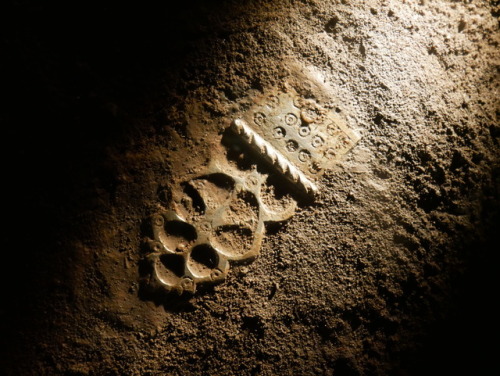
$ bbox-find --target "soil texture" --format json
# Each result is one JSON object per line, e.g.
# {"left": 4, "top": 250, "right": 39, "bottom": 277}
{"left": 2, "top": 0, "right": 500, "bottom": 375}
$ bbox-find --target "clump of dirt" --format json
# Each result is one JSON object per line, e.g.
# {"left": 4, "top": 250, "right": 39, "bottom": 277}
{"left": 2, "top": 0, "right": 500, "bottom": 375}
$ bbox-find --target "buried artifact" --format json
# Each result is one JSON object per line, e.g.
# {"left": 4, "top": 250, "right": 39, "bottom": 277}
{"left": 142, "top": 90, "right": 361, "bottom": 295}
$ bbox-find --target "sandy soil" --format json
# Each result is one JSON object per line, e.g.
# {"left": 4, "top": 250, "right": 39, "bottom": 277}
{"left": 2, "top": 0, "right": 500, "bottom": 375}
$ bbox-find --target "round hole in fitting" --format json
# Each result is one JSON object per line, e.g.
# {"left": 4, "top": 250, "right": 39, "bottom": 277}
{"left": 188, "top": 244, "right": 219, "bottom": 277}
{"left": 212, "top": 225, "right": 255, "bottom": 258}
{"left": 155, "top": 254, "right": 185, "bottom": 285}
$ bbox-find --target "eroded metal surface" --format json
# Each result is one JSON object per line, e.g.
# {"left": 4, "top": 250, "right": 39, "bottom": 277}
{"left": 142, "top": 89, "right": 360, "bottom": 295}
{"left": 231, "top": 119, "right": 319, "bottom": 195}
{"left": 235, "top": 91, "right": 360, "bottom": 194}
{"left": 144, "top": 158, "right": 296, "bottom": 294}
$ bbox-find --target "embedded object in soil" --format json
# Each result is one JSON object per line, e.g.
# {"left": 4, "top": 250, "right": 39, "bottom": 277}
{"left": 143, "top": 157, "right": 297, "bottom": 294}
{"left": 235, "top": 90, "right": 360, "bottom": 194}
{"left": 144, "top": 89, "right": 360, "bottom": 295}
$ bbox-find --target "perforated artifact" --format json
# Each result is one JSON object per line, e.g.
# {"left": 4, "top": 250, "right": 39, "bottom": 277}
{"left": 232, "top": 91, "right": 360, "bottom": 195}
{"left": 142, "top": 89, "right": 360, "bottom": 295}
{"left": 144, "top": 158, "right": 296, "bottom": 294}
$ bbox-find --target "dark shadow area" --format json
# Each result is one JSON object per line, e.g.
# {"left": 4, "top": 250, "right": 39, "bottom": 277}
{"left": 402, "top": 206, "right": 500, "bottom": 376}
{"left": 159, "top": 254, "right": 186, "bottom": 278}
{"left": 398, "top": 242, "right": 500, "bottom": 375}
{"left": 164, "top": 220, "right": 198, "bottom": 242}
{"left": 1, "top": 0, "right": 236, "bottom": 371}
{"left": 204, "top": 173, "right": 236, "bottom": 191}
{"left": 182, "top": 183, "right": 207, "bottom": 215}
{"left": 190, "top": 244, "right": 219, "bottom": 270}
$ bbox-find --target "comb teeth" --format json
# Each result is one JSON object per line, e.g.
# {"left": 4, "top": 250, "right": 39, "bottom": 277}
{"left": 231, "top": 119, "right": 318, "bottom": 195}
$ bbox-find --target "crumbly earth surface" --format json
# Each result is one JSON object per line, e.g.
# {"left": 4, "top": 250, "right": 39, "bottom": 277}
{"left": 2, "top": 0, "right": 499, "bottom": 375}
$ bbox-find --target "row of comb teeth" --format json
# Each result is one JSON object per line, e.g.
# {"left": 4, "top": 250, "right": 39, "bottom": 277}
{"left": 231, "top": 119, "right": 318, "bottom": 195}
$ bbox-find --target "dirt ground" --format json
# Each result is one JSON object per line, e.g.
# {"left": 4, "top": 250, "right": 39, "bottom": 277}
{"left": 2, "top": 0, "right": 500, "bottom": 375}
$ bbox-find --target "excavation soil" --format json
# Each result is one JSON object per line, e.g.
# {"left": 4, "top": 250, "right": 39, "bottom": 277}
{"left": 2, "top": 0, "right": 500, "bottom": 375}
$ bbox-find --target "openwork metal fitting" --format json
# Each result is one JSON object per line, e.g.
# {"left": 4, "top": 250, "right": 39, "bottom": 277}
{"left": 143, "top": 159, "right": 296, "bottom": 295}
{"left": 142, "top": 89, "right": 360, "bottom": 295}
{"left": 232, "top": 91, "right": 360, "bottom": 196}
